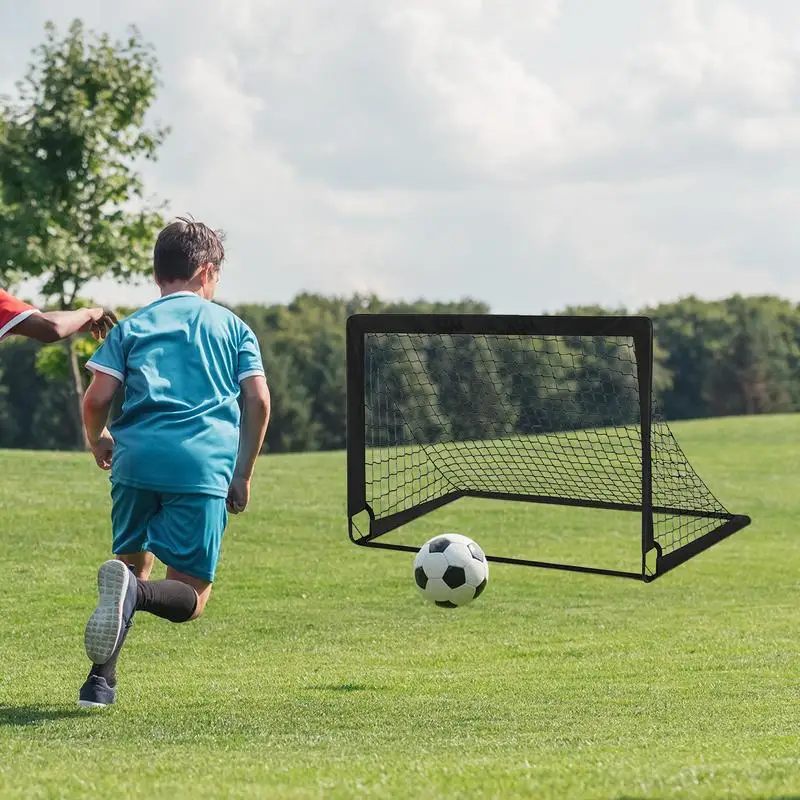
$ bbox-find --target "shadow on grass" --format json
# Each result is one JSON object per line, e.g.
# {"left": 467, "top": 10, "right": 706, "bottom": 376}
{"left": 0, "top": 705, "right": 92, "bottom": 727}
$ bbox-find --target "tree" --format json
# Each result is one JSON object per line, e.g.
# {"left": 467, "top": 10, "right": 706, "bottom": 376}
{"left": 0, "top": 365, "right": 18, "bottom": 445}
{"left": 706, "top": 296, "right": 800, "bottom": 416}
{"left": 648, "top": 296, "right": 730, "bottom": 420}
{"left": 0, "top": 337, "right": 72, "bottom": 450}
{"left": 648, "top": 295, "right": 800, "bottom": 420}
{"left": 0, "top": 19, "right": 168, "bottom": 447}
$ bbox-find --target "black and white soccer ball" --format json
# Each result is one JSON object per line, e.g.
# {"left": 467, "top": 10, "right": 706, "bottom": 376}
{"left": 413, "top": 533, "right": 489, "bottom": 608}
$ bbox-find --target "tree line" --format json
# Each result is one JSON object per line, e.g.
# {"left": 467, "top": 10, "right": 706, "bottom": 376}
{"left": 0, "top": 291, "right": 797, "bottom": 453}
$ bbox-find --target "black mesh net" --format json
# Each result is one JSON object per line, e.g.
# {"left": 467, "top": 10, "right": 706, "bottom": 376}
{"left": 363, "top": 332, "right": 733, "bottom": 563}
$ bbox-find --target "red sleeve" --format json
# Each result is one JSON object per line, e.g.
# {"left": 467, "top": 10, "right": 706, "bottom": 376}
{"left": 0, "top": 289, "right": 39, "bottom": 340}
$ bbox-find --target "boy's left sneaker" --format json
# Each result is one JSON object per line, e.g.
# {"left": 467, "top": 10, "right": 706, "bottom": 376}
{"left": 84, "top": 559, "right": 137, "bottom": 665}
{"left": 77, "top": 675, "right": 116, "bottom": 708}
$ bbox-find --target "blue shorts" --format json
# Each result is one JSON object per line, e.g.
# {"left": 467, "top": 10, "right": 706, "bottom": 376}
{"left": 111, "top": 483, "right": 228, "bottom": 582}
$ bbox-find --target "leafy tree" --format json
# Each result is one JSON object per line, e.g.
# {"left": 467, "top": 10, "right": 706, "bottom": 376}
{"left": 0, "top": 19, "right": 168, "bottom": 447}
{"left": 0, "top": 337, "right": 72, "bottom": 450}
{"left": 647, "top": 297, "right": 730, "bottom": 420}
{"left": 0, "top": 365, "right": 17, "bottom": 445}
{"left": 706, "top": 296, "right": 800, "bottom": 416}
{"left": 649, "top": 295, "right": 800, "bottom": 419}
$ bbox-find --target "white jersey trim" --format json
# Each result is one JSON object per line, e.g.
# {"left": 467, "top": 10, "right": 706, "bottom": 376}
{"left": 86, "top": 361, "right": 125, "bottom": 383}
{"left": 238, "top": 369, "right": 266, "bottom": 383}
{"left": 0, "top": 309, "right": 40, "bottom": 340}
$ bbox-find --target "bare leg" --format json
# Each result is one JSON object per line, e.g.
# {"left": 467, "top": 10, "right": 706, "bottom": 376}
{"left": 116, "top": 551, "right": 155, "bottom": 580}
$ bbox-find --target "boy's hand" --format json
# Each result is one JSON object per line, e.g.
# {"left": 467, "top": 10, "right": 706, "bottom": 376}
{"left": 227, "top": 476, "right": 250, "bottom": 514}
{"left": 90, "top": 430, "right": 115, "bottom": 470}
{"left": 80, "top": 308, "right": 118, "bottom": 340}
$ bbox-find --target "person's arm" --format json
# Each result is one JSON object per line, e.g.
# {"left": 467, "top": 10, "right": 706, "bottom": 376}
{"left": 227, "top": 375, "right": 270, "bottom": 514}
{"left": 82, "top": 323, "right": 125, "bottom": 466}
{"left": 83, "top": 371, "right": 122, "bottom": 469}
{"left": 15, "top": 308, "right": 118, "bottom": 342}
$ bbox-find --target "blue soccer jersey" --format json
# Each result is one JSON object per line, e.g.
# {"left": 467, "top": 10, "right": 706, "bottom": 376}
{"left": 86, "top": 292, "right": 265, "bottom": 498}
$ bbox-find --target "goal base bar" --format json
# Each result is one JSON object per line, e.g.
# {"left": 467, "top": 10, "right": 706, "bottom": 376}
{"left": 653, "top": 513, "right": 751, "bottom": 579}
{"left": 348, "top": 500, "right": 752, "bottom": 582}
{"left": 349, "top": 535, "right": 644, "bottom": 581}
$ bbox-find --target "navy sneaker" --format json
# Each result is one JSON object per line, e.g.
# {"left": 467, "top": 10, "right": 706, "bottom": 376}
{"left": 77, "top": 675, "right": 116, "bottom": 708}
{"left": 84, "top": 559, "right": 137, "bottom": 665}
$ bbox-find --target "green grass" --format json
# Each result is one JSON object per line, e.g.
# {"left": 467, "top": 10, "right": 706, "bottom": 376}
{"left": 0, "top": 414, "right": 798, "bottom": 798}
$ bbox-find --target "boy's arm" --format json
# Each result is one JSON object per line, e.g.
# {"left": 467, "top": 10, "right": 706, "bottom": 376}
{"left": 228, "top": 375, "right": 271, "bottom": 514}
{"left": 15, "top": 308, "right": 118, "bottom": 342}
{"left": 83, "top": 372, "right": 121, "bottom": 469}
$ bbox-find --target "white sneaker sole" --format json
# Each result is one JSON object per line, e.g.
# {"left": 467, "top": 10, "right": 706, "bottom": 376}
{"left": 76, "top": 699, "right": 111, "bottom": 709}
{"left": 84, "top": 559, "right": 130, "bottom": 665}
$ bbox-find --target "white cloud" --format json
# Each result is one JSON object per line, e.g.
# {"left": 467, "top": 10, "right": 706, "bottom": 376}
{"left": 618, "top": 0, "right": 800, "bottom": 155}
{"left": 388, "top": 6, "right": 572, "bottom": 177}
{"left": 179, "top": 55, "right": 263, "bottom": 144}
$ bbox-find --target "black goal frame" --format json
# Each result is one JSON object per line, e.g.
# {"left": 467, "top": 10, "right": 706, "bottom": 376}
{"left": 346, "top": 313, "right": 751, "bottom": 582}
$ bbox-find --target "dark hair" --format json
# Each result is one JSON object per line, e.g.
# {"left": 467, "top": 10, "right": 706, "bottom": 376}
{"left": 153, "top": 215, "right": 226, "bottom": 282}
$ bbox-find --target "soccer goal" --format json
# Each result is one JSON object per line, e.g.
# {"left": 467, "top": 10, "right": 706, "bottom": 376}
{"left": 346, "top": 314, "right": 751, "bottom": 582}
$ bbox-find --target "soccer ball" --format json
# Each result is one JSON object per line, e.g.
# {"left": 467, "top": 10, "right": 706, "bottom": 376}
{"left": 413, "top": 533, "right": 489, "bottom": 608}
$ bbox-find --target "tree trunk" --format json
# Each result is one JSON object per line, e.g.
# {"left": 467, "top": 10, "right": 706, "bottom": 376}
{"left": 65, "top": 336, "right": 89, "bottom": 450}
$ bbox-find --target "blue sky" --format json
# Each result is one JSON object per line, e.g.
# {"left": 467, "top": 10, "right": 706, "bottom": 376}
{"left": 3, "top": 0, "right": 800, "bottom": 312}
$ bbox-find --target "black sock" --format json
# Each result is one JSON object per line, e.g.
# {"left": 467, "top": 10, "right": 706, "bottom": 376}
{"left": 135, "top": 579, "right": 198, "bottom": 623}
{"left": 89, "top": 620, "right": 132, "bottom": 688}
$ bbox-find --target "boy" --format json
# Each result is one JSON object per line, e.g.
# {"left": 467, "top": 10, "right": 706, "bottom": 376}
{"left": 0, "top": 289, "right": 117, "bottom": 342}
{"left": 77, "top": 217, "right": 270, "bottom": 708}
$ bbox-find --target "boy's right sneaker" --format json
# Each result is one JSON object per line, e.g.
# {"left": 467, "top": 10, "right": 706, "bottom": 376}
{"left": 84, "top": 559, "right": 137, "bottom": 665}
{"left": 77, "top": 675, "right": 117, "bottom": 708}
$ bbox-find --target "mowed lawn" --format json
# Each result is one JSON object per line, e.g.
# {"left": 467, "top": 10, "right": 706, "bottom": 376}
{"left": 0, "top": 415, "right": 798, "bottom": 798}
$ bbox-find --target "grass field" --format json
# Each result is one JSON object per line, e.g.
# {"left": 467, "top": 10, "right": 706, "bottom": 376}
{"left": 0, "top": 414, "right": 798, "bottom": 798}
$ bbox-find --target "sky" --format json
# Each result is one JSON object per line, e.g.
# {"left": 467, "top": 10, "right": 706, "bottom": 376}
{"left": 2, "top": 0, "right": 800, "bottom": 313}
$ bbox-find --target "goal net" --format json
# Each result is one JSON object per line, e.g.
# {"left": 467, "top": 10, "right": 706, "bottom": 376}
{"left": 346, "top": 314, "right": 751, "bottom": 581}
